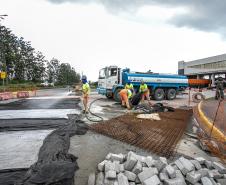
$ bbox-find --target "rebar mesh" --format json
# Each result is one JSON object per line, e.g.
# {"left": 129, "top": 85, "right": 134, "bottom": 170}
{"left": 90, "top": 109, "right": 192, "bottom": 158}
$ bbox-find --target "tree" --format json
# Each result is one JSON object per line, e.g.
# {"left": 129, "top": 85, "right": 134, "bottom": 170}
{"left": 46, "top": 58, "right": 60, "bottom": 83}
{"left": 57, "top": 63, "right": 80, "bottom": 85}
{"left": 1, "top": 22, "right": 80, "bottom": 85}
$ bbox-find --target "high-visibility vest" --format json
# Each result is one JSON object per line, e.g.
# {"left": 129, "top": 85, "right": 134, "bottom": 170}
{"left": 82, "top": 83, "right": 90, "bottom": 94}
{"left": 127, "top": 89, "right": 132, "bottom": 99}
{"left": 125, "top": 83, "right": 133, "bottom": 90}
{"left": 139, "top": 84, "right": 148, "bottom": 92}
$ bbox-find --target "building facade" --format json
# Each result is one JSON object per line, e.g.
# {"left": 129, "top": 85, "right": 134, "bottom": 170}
{"left": 178, "top": 53, "right": 226, "bottom": 85}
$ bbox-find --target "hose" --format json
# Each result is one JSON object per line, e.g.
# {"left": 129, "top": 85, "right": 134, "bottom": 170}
{"left": 84, "top": 98, "right": 174, "bottom": 122}
{"left": 84, "top": 98, "right": 105, "bottom": 122}
{"left": 192, "top": 92, "right": 205, "bottom": 103}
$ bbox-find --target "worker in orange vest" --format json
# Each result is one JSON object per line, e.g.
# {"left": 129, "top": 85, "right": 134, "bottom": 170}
{"left": 119, "top": 89, "right": 132, "bottom": 109}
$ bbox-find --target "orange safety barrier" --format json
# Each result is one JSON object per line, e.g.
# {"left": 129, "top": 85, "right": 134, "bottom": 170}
{"left": 17, "top": 91, "right": 29, "bottom": 98}
{"left": 0, "top": 92, "right": 13, "bottom": 101}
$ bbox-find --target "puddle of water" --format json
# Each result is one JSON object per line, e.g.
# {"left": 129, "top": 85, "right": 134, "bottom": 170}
{"left": 0, "top": 130, "right": 53, "bottom": 170}
{"left": 0, "top": 109, "right": 80, "bottom": 119}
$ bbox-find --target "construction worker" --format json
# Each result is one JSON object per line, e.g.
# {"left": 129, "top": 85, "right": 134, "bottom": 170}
{"left": 119, "top": 88, "right": 132, "bottom": 109}
{"left": 125, "top": 80, "right": 134, "bottom": 94}
{"left": 139, "top": 80, "right": 150, "bottom": 103}
{"left": 81, "top": 75, "right": 90, "bottom": 113}
{"left": 215, "top": 77, "right": 225, "bottom": 100}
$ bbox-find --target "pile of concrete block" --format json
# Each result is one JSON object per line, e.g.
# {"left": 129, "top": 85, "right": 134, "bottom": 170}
{"left": 88, "top": 151, "right": 226, "bottom": 185}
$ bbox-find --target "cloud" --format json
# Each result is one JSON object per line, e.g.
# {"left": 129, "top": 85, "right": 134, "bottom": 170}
{"left": 46, "top": 0, "right": 226, "bottom": 36}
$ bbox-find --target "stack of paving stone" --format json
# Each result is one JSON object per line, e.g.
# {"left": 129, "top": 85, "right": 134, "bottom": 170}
{"left": 88, "top": 151, "right": 226, "bottom": 185}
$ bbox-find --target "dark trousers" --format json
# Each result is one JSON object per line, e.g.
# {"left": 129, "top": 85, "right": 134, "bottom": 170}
{"left": 215, "top": 89, "right": 224, "bottom": 100}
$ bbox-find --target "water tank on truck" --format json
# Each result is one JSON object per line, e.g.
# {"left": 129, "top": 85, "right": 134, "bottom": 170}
{"left": 97, "top": 66, "right": 188, "bottom": 101}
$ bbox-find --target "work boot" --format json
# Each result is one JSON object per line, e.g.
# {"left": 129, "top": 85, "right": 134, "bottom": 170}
{"left": 82, "top": 110, "right": 89, "bottom": 114}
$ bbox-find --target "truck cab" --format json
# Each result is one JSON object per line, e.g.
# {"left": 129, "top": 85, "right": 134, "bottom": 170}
{"left": 97, "top": 66, "right": 121, "bottom": 99}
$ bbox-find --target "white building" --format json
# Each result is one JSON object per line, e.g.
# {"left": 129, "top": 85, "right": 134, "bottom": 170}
{"left": 178, "top": 53, "right": 226, "bottom": 85}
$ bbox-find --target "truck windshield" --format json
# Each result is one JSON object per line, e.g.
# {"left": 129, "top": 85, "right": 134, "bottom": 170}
{"left": 99, "top": 68, "right": 106, "bottom": 79}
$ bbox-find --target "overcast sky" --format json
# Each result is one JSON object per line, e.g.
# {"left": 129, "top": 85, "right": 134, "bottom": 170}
{"left": 1, "top": 0, "right": 226, "bottom": 80}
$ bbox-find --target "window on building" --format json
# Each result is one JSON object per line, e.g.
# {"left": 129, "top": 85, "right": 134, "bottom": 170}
{"left": 188, "top": 60, "right": 226, "bottom": 69}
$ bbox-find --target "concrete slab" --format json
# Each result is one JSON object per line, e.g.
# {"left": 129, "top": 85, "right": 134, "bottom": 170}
{"left": 69, "top": 131, "right": 153, "bottom": 185}
{"left": 176, "top": 137, "right": 221, "bottom": 163}
{"left": 0, "top": 130, "right": 52, "bottom": 170}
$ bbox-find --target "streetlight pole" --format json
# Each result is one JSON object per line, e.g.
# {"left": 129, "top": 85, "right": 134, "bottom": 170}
{"left": 0, "top": 14, "right": 8, "bottom": 91}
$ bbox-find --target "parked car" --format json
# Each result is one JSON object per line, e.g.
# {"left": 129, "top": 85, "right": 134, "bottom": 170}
{"left": 40, "top": 82, "right": 54, "bottom": 87}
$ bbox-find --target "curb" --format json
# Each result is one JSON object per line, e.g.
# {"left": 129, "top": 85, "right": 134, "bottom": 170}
{"left": 197, "top": 101, "right": 226, "bottom": 142}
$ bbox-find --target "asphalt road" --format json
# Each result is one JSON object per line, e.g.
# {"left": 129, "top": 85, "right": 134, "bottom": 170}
{"left": 0, "top": 88, "right": 81, "bottom": 131}
{"left": 0, "top": 88, "right": 81, "bottom": 173}
{"left": 200, "top": 99, "right": 225, "bottom": 134}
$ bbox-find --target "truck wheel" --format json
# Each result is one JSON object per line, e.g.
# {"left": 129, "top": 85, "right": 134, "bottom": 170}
{"left": 106, "top": 93, "right": 113, "bottom": 99}
{"left": 106, "top": 94, "right": 113, "bottom": 99}
{"left": 166, "top": 89, "right": 177, "bottom": 100}
{"left": 154, "top": 88, "right": 165, "bottom": 101}
{"left": 113, "top": 88, "right": 122, "bottom": 102}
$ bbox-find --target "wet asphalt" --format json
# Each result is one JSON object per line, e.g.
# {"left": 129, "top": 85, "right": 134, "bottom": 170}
{"left": 0, "top": 88, "right": 84, "bottom": 185}
{"left": 0, "top": 88, "right": 82, "bottom": 172}
{"left": 0, "top": 88, "right": 81, "bottom": 131}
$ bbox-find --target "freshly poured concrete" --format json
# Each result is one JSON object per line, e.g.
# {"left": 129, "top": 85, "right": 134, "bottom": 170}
{"left": 0, "top": 130, "right": 53, "bottom": 170}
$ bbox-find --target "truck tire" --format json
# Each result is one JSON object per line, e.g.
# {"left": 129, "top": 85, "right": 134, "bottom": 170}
{"left": 113, "top": 88, "right": 122, "bottom": 102}
{"left": 106, "top": 94, "right": 113, "bottom": 99}
{"left": 166, "top": 88, "right": 177, "bottom": 100}
{"left": 192, "top": 92, "right": 205, "bottom": 103}
{"left": 106, "top": 92, "right": 113, "bottom": 99}
{"left": 154, "top": 88, "right": 165, "bottom": 101}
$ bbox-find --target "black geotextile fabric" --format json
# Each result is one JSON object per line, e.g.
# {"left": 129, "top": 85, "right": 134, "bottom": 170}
{"left": 0, "top": 119, "right": 88, "bottom": 185}
{"left": 17, "top": 119, "right": 88, "bottom": 185}
{"left": 0, "top": 169, "right": 28, "bottom": 185}
{"left": 0, "top": 119, "right": 70, "bottom": 132}
{"left": 134, "top": 103, "right": 175, "bottom": 113}
{"left": 131, "top": 92, "right": 142, "bottom": 106}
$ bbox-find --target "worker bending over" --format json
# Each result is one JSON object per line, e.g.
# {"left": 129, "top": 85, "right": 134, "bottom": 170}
{"left": 139, "top": 80, "right": 150, "bottom": 103}
{"left": 81, "top": 75, "right": 90, "bottom": 113}
{"left": 119, "top": 89, "right": 132, "bottom": 109}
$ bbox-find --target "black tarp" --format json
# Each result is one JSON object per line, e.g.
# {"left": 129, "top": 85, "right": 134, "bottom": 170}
{"left": 0, "top": 117, "right": 88, "bottom": 185}
{"left": 17, "top": 119, "right": 88, "bottom": 185}
{"left": 0, "top": 119, "right": 70, "bottom": 132}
